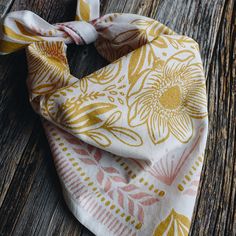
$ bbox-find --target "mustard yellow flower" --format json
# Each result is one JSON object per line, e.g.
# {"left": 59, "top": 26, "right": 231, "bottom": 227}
{"left": 127, "top": 50, "right": 207, "bottom": 144}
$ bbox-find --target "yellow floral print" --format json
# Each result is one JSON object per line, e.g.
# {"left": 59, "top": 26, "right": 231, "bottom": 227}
{"left": 26, "top": 41, "right": 73, "bottom": 98}
{"left": 0, "top": 2, "right": 209, "bottom": 236}
{"left": 127, "top": 50, "right": 207, "bottom": 144}
{"left": 76, "top": 0, "right": 90, "bottom": 21}
{"left": 153, "top": 209, "right": 191, "bottom": 236}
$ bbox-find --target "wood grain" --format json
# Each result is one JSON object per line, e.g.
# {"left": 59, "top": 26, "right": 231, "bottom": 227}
{"left": 0, "top": 0, "right": 14, "bottom": 17}
{"left": 0, "top": 0, "right": 235, "bottom": 235}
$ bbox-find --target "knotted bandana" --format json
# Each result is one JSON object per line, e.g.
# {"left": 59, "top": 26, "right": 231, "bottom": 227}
{"left": 0, "top": 0, "right": 208, "bottom": 235}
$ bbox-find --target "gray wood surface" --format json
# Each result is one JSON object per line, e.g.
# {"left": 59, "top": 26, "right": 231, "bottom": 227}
{"left": 0, "top": 0, "right": 14, "bottom": 17}
{"left": 0, "top": 0, "right": 235, "bottom": 235}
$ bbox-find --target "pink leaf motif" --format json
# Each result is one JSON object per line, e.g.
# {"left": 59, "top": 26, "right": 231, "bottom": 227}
{"left": 118, "top": 190, "right": 124, "bottom": 208}
{"left": 121, "top": 184, "right": 138, "bottom": 192}
{"left": 94, "top": 149, "right": 102, "bottom": 162}
{"left": 111, "top": 176, "right": 127, "bottom": 183}
{"left": 87, "top": 144, "right": 95, "bottom": 153}
{"left": 66, "top": 137, "right": 82, "bottom": 145}
{"left": 138, "top": 205, "right": 144, "bottom": 223}
{"left": 74, "top": 148, "right": 89, "bottom": 155}
{"left": 128, "top": 198, "right": 134, "bottom": 216}
{"left": 97, "top": 170, "right": 104, "bottom": 184}
{"left": 103, "top": 167, "right": 119, "bottom": 174}
{"left": 129, "top": 192, "right": 150, "bottom": 199}
{"left": 104, "top": 179, "right": 112, "bottom": 192}
{"left": 140, "top": 198, "right": 159, "bottom": 206}
{"left": 108, "top": 190, "right": 114, "bottom": 199}
{"left": 80, "top": 158, "right": 96, "bottom": 165}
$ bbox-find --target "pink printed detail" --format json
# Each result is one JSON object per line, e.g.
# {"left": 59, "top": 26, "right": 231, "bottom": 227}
{"left": 43, "top": 121, "right": 137, "bottom": 236}
{"left": 57, "top": 125, "right": 160, "bottom": 224}
{"left": 132, "top": 127, "right": 204, "bottom": 185}
{"left": 56, "top": 24, "right": 83, "bottom": 44}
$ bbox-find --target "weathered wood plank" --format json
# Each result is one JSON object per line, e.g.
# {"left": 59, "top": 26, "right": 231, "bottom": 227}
{"left": 0, "top": 1, "right": 82, "bottom": 235}
{"left": 0, "top": 0, "right": 235, "bottom": 236}
{"left": 0, "top": 0, "right": 14, "bottom": 17}
{"left": 0, "top": 51, "right": 32, "bottom": 207}
{"left": 0, "top": 0, "right": 74, "bottom": 211}
{"left": 190, "top": 0, "right": 236, "bottom": 235}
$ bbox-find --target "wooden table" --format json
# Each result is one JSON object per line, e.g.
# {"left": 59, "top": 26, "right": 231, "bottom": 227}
{"left": 0, "top": 0, "right": 235, "bottom": 235}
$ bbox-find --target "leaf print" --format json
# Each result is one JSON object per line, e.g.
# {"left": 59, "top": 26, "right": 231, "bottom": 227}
{"left": 87, "top": 144, "right": 95, "bottom": 153}
{"left": 104, "top": 179, "right": 112, "bottom": 192}
{"left": 153, "top": 209, "right": 190, "bottom": 236}
{"left": 121, "top": 184, "right": 138, "bottom": 192}
{"left": 84, "top": 130, "right": 111, "bottom": 147}
{"left": 95, "top": 15, "right": 175, "bottom": 62}
{"left": 79, "top": 78, "right": 88, "bottom": 93}
{"left": 128, "top": 45, "right": 147, "bottom": 85}
{"left": 165, "top": 35, "right": 196, "bottom": 49}
{"left": 74, "top": 148, "right": 89, "bottom": 155}
{"left": 31, "top": 83, "right": 58, "bottom": 95}
{"left": 104, "top": 111, "right": 121, "bottom": 126}
{"left": 128, "top": 198, "right": 134, "bottom": 215}
{"left": 111, "top": 176, "right": 127, "bottom": 183}
{"left": 148, "top": 22, "right": 170, "bottom": 38}
{"left": 103, "top": 167, "right": 119, "bottom": 174}
{"left": 107, "top": 126, "right": 143, "bottom": 147}
{"left": 108, "top": 190, "right": 114, "bottom": 199}
{"left": 151, "top": 37, "right": 168, "bottom": 48}
{"left": 97, "top": 169, "right": 104, "bottom": 185}
{"left": 56, "top": 103, "right": 161, "bottom": 226}
{"left": 94, "top": 149, "right": 102, "bottom": 162}
{"left": 26, "top": 42, "right": 73, "bottom": 100}
{"left": 129, "top": 192, "right": 150, "bottom": 199}
{"left": 86, "top": 60, "right": 122, "bottom": 85}
{"left": 112, "top": 29, "right": 144, "bottom": 44}
{"left": 60, "top": 102, "right": 117, "bottom": 131}
{"left": 131, "top": 19, "right": 154, "bottom": 27}
{"left": 118, "top": 189, "right": 124, "bottom": 208}
{"left": 140, "top": 198, "right": 159, "bottom": 206}
{"left": 97, "top": 112, "right": 144, "bottom": 147}
{"left": 63, "top": 125, "right": 160, "bottom": 223}
{"left": 62, "top": 134, "right": 83, "bottom": 145}
{"left": 138, "top": 205, "right": 144, "bottom": 222}
{"left": 80, "top": 158, "right": 96, "bottom": 165}
{"left": 96, "top": 37, "right": 134, "bottom": 62}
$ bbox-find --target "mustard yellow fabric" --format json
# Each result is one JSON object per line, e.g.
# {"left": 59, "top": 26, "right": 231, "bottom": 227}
{"left": 0, "top": 1, "right": 208, "bottom": 235}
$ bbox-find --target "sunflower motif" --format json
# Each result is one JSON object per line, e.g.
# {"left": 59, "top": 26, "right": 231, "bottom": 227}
{"left": 26, "top": 41, "right": 77, "bottom": 107}
{"left": 36, "top": 41, "right": 69, "bottom": 70}
{"left": 127, "top": 50, "right": 207, "bottom": 144}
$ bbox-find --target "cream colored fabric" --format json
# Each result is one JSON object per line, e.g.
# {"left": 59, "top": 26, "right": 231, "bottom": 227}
{"left": 0, "top": 1, "right": 208, "bottom": 235}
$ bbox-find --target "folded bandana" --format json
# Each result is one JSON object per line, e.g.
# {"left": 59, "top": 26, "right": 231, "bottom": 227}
{"left": 0, "top": 0, "right": 208, "bottom": 235}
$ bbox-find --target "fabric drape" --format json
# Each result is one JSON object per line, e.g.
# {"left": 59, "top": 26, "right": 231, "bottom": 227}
{"left": 0, "top": 1, "right": 208, "bottom": 235}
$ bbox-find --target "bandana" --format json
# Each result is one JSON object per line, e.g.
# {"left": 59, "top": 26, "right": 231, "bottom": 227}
{"left": 0, "top": 0, "right": 208, "bottom": 235}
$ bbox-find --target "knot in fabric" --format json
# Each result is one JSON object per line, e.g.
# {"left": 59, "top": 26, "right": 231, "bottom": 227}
{"left": 55, "top": 21, "right": 98, "bottom": 45}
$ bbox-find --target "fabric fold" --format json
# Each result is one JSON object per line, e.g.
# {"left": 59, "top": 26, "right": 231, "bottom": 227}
{"left": 0, "top": 1, "right": 208, "bottom": 235}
